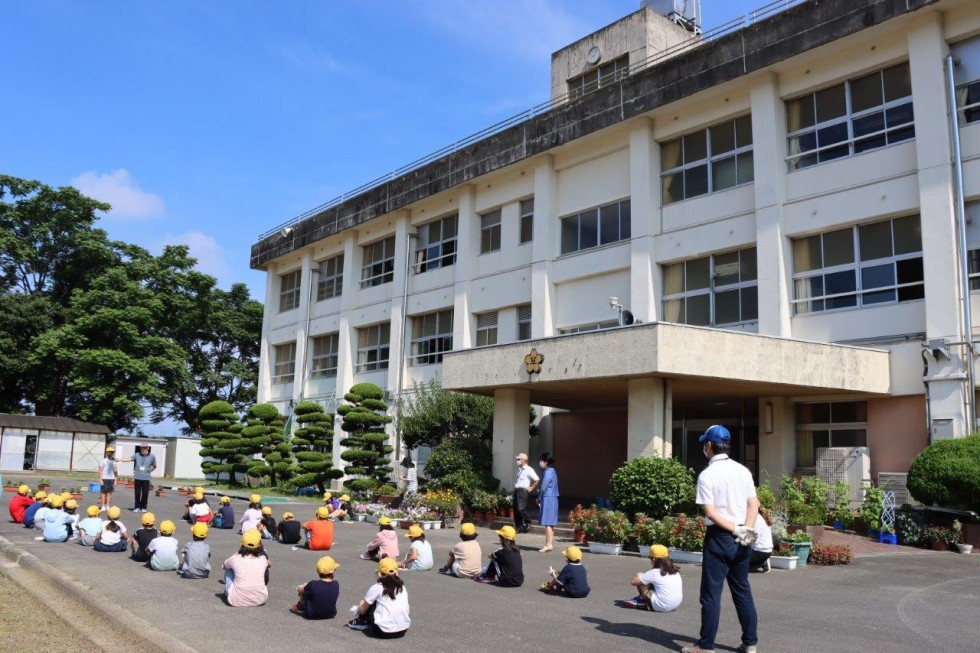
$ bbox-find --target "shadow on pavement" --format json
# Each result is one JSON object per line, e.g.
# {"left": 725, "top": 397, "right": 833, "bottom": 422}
{"left": 580, "top": 615, "right": 740, "bottom": 652}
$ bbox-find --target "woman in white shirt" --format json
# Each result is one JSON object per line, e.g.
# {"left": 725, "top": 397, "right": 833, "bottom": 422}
{"left": 348, "top": 558, "right": 410, "bottom": 638}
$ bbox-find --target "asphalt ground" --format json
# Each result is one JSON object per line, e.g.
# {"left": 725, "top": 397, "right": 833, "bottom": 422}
{"left": 3, "top": 483, "right": 979, "bottom": 653}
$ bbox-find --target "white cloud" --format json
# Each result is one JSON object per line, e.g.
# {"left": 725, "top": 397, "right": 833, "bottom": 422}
{"left": 71, "top": 169, "right": 165, "bottom": 220}
{"left": 157, "top": 230, "right": 231, "bottom": 284}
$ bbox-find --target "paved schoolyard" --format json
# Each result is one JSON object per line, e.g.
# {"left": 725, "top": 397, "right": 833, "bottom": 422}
{"left": 3, "top": 482, "right": 979, "bottom": 653}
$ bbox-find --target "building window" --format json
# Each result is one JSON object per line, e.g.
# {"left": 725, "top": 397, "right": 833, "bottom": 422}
{"left": 968, "top": 250, "right": 980, "bottom": 290}
{"left": 795, "top": 401, "right": 867, "bottom": 468}
{"left": 272, "top": 342, "right": 296, "bottom": 384}
{"left": 410, "top": 309, "right": 453, "bottom": 366}
{"left": 559, "top": 320, "right": 619, "bottom": 334}
{"left": 560, "top": 198, "right": 631, "bottom": 256}
{"left": 416, "top": 214, "right": 457, "bottom": 273}
{"left": 952, "top": 37, "right": 980, "bottom": 125}
{"left": 568, "top": 54, "right": 629, "bottom": 100}
{"left": 316, "top": 254, "right": 344, "bottom": 301}
{"left": 278, "top": 270, "right": 302, "bottom": 313}
{"left": 475, "top": 312, "right": 498, "bottom": 347}
{"left": 356, "top": 323, "right": 390, "bottom": 373}
{"left": 519, "top": 198, "right": 534, "bottom": 244}
{"left": 479, "top": 209, "right": 501, "bottom": 254}
{"left": 310, "top": 333, "right": 339, "bottom": 379}
{"left": 361, "top": 236, "right": 396, "bottom": 288}
{"left": 662, "top": 247, "right": 758, "bottom": 327}
{"left": 791, "top": 215, "right": 923, "bottom": 315}
{"left": 517, "top": 304, "right": 532, "bottom": 341}
{"left": 661, "top": 115, "right": 754, "bottom": 205}
{"left": 786, "top": 62, "right": 914, "bottom": 170}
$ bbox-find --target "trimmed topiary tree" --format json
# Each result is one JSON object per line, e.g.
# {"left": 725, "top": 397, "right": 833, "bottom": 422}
{"left": 291, "top": 401, "right": 343, "bottom": 493}
{"left": 908, "top": 434, "right": 980, "bottom": 511}
{"left": 338, "top": 382, "right": 393, "bottom": 493}
{"left": 198, "top": 400, "right": 244, "bottom": 485}
{"left": 242, "top": 403, "right": 294, "bottom": 487}
{"left": 609, "top": 456, "right": 696, "bottom": 520}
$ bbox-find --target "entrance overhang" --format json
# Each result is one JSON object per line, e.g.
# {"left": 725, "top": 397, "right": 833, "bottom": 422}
{"left": 442, "top": 322, "right": 891, "bottom": 409}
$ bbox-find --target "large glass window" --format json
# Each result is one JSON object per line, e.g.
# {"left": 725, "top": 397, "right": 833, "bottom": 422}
{"left": 356, "top": 323, "right": 390, "bottom": 373}
{"left": 519, "top": 198, "right": 534, "bottom": 244}
{"left": 786, "top": 62, "right": 914, "bottom": 170}
{"left": 475, "top": 312, "right": 498, "bottom": 347}
{"left": 560, "top": 199, "right": 631, "bottom": 255}
{"left": 410, "top": 309, "right": 453, "bottom": 366}
{"left": 951, "top": 36, "right": 980, "bottom": 125}
{"left": 316, "top": 254, "right": 344, "bottom": 301}
{"left": 310, "top": 333, "right": 339, "bottom": 379}
{"left": 272, "top": 342, "right": 296, "bottom": 384}
{"left": 568, "top": 54, "right": 629, "bottom": 100}
{"left": 661, "top": 115, "right": 754, "bottom": 204}
{"left": 361, "top": 236, "right": 396, "bottom": 288}
{"left": 278, "top": 270, "right": 302, "bottom": 313}
{"left": 791, "top": 215, "right": 923, "bottom": 314}
{"left": 479, "top": 209, "right": 501, "bottom": 254}
{"left": 416, "top": 215, "right": 457, "bottom": 273}
{"left": 558, "top": 320, "right": 619, "bottom": 335}
{"left": 662, "top": 247, "right": 758, "bottom": 327}
{"left": 517, "top": 304, "right": 532, "bottom": 341}
{"left": 795, "top": 401, "right": 868, "bottom": 468}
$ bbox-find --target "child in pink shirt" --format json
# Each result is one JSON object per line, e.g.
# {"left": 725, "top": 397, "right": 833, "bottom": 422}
{"left": 359, "top": 517, "right": 399, "bottom": 561}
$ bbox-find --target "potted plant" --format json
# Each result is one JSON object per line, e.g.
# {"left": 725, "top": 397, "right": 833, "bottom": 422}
{"left": 37, "top": 478, "right": 51, "bottom": 491}
{"left": 178, "top": 486, "right": 191, "bottom": 497}
{"left": 3, "top": 481, "right": 17, "bottom": 493}
{"left": 632, "top": 512, "right": 659, "bottom": 557}
{"left": 583, "top": 509, "right": 631, "bottom": 555}
{"left": 952, "top": 520, "right": 973, "bottom": 554}
{"left": 861, "top": 485, "right": 885, "bottom": 538}
{"left": 782, "top": 531, "right": 813, "bottom": 566}
{"left": 770, "top": 543, "right": 799, "bottom": 570}
{"left": 469, "top": 489, "right": 496, "bottom": 522}
{"left": 69, "top": 486, "right": 84, "bottom": 500}
{"left": 569, "top": 504, "right": 598, "bottom": 544}
{"left": 155, "top": 486, "right": 166, "bottom": 497}
{"left": 496, "top": 491, "right": 513, "bottom": 520}
{"left": 924, "top": 525, "right": 956, "bottom": 551}
{"left": 878, "top": 523, "right": 897, "bottom": 545}
{"left": 665, "top": 513, "right": 707, "bottom": 563}
{"left": 830, "top": 481, "right": 852, "bottom": 531}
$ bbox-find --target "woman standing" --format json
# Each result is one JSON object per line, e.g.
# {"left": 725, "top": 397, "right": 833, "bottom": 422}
{"left": 400, "top": 455, "right": 418, "bottom": 494}
{"left": 537, "top": 452, "right": 559, "bottom": 553}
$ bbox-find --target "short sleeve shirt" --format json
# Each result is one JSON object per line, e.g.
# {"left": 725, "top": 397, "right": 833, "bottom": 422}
{"left": 695, "top": 454, "right": 756, "bottom": 526}
{"left": 148, "top": 535, "right": 180, "bottom": 570}
{"left": 302, "top": 579, "right": 339, "bottom": 619}
{"left": 100, "top": 458, "right": 117, "bottom": 480}
{"left": 450, "top": 540, "right": 482, "bottom": 578}
{"left": 556, "top": 563, "right": 590, "bottom": 598}
{"left": 639, "top": 567, "right": 683, "bottom": 612}
{"left": 278, "top": 520, "right": 302, "bottom": 544}
{"left": 131, "top": 528, "right": 159, "bottom": 561}
{"left": 363, "top": 583, "right": 410, "bottom": 633}
{"left": 514, "top": 465, "right": 539, "bottom": 489}
{"left": 181, "top": 541, "right": 212, "bottom": 578}
{"left": 304, "top": 519, "right": 334, "bottom": 550}
{"left": 491, "top": 547, "right": 524, "bottom": 587}
{"left": 407, "top": 540, "right": 433, "bottom": 571}
{"left": 132, "top": 453, "right": 156, "bottom": 481}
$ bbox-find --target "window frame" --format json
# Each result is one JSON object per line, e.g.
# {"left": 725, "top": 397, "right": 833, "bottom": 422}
{"left": 660, "top": 115, "right": 754, "bottom": 205}
{"left": 567, "top": 54, "right": 630, "bottom": 100}
{"left": 410, "top": 309, "right": 454, "bottom": 366}
{"left": 517, "top": 304, "right": 532, "bottom": 342}
{"left": 519, "top": 198, "right": 534, "bottom": 245}
{"left": 355, "top": 323, "right": 390, "bottom": 374}
{"left": 360, "top": 236, "right": 396, "bottom": 288}
{"left": 558, "top": 320, "right": 620, "bottom": 335}
{"left": 316, "top": 253, "right": 344, "bottom": 302}
{"left": 475, "top": 312, "right": 498, "bottom": 347}
{"left": 416, "top": 214, "right": 458, "bottom": 273}
{"left": 272, "top": 342, "right": 297, "bottom": 384}
{"left": 559, "top": 198, "right": 631, "bottom": 256}
{"left": 479, "top": 209, "right": 502, "bottom": 255}
{"left": 309, "top": 333, "right": 340, "bottom": 379}
{"left": 661, "top": 246, "right": 759, "bottom": 327}
{"left": 795, "top": 401, "right": 868, "bottom": 469}
{"left": 278, "top": 269, "right": 302, "bottom": 313}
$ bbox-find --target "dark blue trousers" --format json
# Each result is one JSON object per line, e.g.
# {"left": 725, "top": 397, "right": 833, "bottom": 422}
{"left": 698, "top": 525, "right": 758, "bottom": 650}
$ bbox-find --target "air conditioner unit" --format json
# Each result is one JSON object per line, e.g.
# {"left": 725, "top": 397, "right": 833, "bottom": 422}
{"left": 878, "top": 472, "right": 918, "bottom": 507}
{"left": 815, "top": 447, "right": 871, "bottom": 506}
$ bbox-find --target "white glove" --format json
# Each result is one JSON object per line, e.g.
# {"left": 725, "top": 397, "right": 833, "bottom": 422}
{"left": 732, "top": 525, "right": 757, "bottom": 547}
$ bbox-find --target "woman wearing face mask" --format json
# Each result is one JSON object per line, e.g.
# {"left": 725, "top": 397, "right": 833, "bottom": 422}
{"left": 536, "top": 453, "right": 559, "bottom": 552}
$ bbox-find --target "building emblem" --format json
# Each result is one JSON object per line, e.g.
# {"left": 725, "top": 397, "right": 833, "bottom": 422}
{"left": 524, "top": 348, "right": 543, "bottom": 375}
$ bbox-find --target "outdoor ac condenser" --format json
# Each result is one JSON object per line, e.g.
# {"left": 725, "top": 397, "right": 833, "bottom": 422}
{"left": 815, "top": 447, "right": 871, "bottom": 506}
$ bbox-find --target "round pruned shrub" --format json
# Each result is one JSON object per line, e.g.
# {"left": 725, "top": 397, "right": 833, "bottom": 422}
{"left": 609, "top": 456, "right": 696, "bottom": 520}
{"left": 907, "top": 434, "right": 980, "bottom": 511}
{"left": 198, "top": 400, "right": 243, "bottom": 485}
{"left": 339, "top": 383, "right": 393, "bottom": 493}
{"left": 291, "top": 401, "right": 342, "bottom": 493}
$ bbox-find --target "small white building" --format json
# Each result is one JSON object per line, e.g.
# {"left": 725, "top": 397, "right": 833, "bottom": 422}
{"left": 0, "top": 414, "right": 110, "bottom": 473}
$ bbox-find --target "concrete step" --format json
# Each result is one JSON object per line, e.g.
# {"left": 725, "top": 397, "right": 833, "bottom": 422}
{"left": 471, "top": 516, "right": 576, "bottom": 540}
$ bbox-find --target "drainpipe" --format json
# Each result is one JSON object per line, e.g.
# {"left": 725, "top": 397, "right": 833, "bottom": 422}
{"left": 921, "top": 348, "right": 932, "bottom": 441}
{"left": 290, "top": 267, "right": 320, "bottom": 442}
{"left": 392, "top": 233, "right": 417, "bottom": 469}
{"left": 946, "top": 55, "right": 976, "bottom": 433}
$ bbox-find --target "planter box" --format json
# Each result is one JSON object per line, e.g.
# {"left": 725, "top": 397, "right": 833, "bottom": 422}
{"left": 770, "top": 555, "right": 799, "bottom": 570}
{"left": 589, "top": 542, "right": 623, "bottom": 556}
{"left": 877, "top": 532, "right": 897, "bottom": 545}
{"left": 365, "top": 514, "right": 379, "bottom": 524}
{"left": 428, "top": 520, "right": 442, "bottom": 530}
{"left": 637, "top": 545, "right": 651, "bottom": 558}
{"left": 353, "top": 514, "right": 366, "bottom": 522}
{"left": 930, "top": 540, "right": 949, "bottom": 551}
{"left": 442, "top": 517, "right": 457, "bottom": 529}
{"left": 668, "top": 548, "right": 703, "bottom": 564}
{"left": 791, "top": 542, "right": 812, "bottom": 566}
{"left": 397, "top": 519, "right": 414, "bottom": 529}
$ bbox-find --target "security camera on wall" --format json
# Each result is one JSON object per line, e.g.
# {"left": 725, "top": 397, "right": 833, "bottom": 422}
{"left": 609, "top": 296, "right": 619, "bottom": 309}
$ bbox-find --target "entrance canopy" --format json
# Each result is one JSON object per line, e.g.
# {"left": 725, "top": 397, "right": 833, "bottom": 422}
{"left": 442, "top": 322, "right": 891, "bottom": 407}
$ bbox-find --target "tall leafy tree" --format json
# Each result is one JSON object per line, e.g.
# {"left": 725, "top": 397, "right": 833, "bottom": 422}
{"left": 291, "top": 401, "right": 343, "bottom": 493}
{"left": 338, "top": 383, "right": 393, "bottom": 492}
{"left": 242, "top": 403, "right": 294, "bottom": 486}
{"left": 198, "top": 400, "right": 244, "bottom": 484}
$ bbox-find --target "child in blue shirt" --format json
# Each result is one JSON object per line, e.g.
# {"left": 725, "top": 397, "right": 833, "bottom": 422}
{"left": 23, "top": 491, "right": 48, "bottom": 529}
{"left": 77, "top": 505, "right": 105, "bottom": 547}
{"left": 212, "top": 496, "right": 235, "bottom": 529}
{"left": 40, "top": 496, "right": 74, "bottom": 543}
{"left": 541, "top": 546, "right": 590, "bottom": 598}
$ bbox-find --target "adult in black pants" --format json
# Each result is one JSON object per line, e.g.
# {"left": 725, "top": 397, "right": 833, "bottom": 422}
{"left": 513, "top": 453, "right": 539, "bottom": 533}
{"left": 119, "top": 443, "right": 157, "bottom": 513}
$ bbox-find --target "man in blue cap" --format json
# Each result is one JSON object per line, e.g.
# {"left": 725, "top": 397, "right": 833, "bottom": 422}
{"left": 682, "top": 425, "right": 759, "bottom": 653}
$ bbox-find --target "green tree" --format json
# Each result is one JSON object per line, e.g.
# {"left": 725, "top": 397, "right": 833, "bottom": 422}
{"left": 291, "top": 401, "right": 343, "bottom": 493}
{"left": 422, "top": 436, "right": 498, "bottom": 504}
{"left": 241, "top": 403, "right": 294, "bottom": 486}
{"left": 338, "top": 382, "right": 393, "bottom": 493}
{"left": 198, "top": 400, "right": 244, "bottom": 484}
{"left": 609, "top": 456, "right": 696, "bottom": 520}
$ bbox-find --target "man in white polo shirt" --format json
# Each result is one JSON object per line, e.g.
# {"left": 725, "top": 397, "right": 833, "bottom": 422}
{"left": 513, "top": 453, "right": 539, "bottom": 533}
{"left": 683, "top": 425, "right": 759, "bottom": 653}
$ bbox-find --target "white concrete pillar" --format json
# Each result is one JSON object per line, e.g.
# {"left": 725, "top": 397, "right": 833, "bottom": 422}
{"left": 453, "top": 186, "right": 476, "bottom": 350}
{"left": 491, "top": 388, "right": 531, "bottom": 491}
{"left": 292, "top": 249, "right": 314, "bottom": 405}
{"left": 629, "top": 120, "right": 659, "bottom": 323}
{"left": 751, "top": 73, "right": 792, "bottom": 337}
{"left": 757, "top": 397, "right": 795, "bottom": 481}
{"left": 627, "top": 378, "right": 672, "bottom": 459}
{"left": 386, "top": 212, "right": 413, "bottom": 397}
{"left": 256, "top": 268, "right": 278, "bottom": 405}
{"left": 333, "top": 234, "right": 358, "bottom": 480}
{"left": 531, "top": 156, "right": 557, "bottom": 338}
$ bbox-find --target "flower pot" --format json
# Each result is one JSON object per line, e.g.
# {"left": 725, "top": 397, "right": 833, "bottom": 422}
{"left": 155, "top": 490, "right": 166, "bottom": 497}
{"left": 473, "top": 510, "right": 485, "bottom": 522}
{"left": 930, "top": 540, "right": 949, "bottom": 551}
{"left": 70, "top": 493, "right": 83, "bottom": 501}
{"left": 832, "top": 520, "right": 845, "bottom": 532}
{"left": 574, "top": 529, "right": 589, "bottom": 544}
{"left": 667, "top": 548, "right": 704, "bottom": 564}
{"left": 867, "top": 528, "right": 880, "bottom": 539}
{"left": 637, "top": 545, "right": 651, "bottom": 558}
{"left": 354, "top": 514, "right": 366, "bottom": 522}
{"left": 38, "top": 484, "right": 50, "bottom": 491}
{"left": 770, "top": 555, "right": 799, "bottom": 570}
{"left": 397, "top": 519, "right": 414, "bottom": 529}
{"left": 485, "top": 510, "right": 498, "bottom": 523}
{"left": 442, "top": 516, "right": 457, "bottom": 529}
{"left": 365, "top": 514, "right": 378, "bottom": 524}
{"left": 955, "top": 543, "right": 973, "bottom": 554}
{"left": 430, "top": 520, "right": 442, "bottom": 530}
{"left": 421, "top": 522, "right": 432, "bottom": 530}
{"left": 790, "top": 542, "right": 812, "bottom": 566}
{"left": 877, "top": 532, "right": 897, "bottom": 545}
{"left": 3, "top": 486, "right": 17, "bottom": 494}
{"left": 589, "top": 542, "right": 622, "bottom": 555}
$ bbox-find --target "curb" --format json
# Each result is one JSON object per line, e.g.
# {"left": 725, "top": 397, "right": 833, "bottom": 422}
{"left": 0, "top": 534, "right": 197, "bottom": 653}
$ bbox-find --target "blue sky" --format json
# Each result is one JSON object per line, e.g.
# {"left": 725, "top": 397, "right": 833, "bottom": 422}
{"left": 2, "top": 1, "right": 760, "bottom": 299}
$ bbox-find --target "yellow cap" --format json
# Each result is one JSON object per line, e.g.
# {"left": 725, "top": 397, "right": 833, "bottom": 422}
{"left": 141, "top": 512, "right": 156, "bottom": 526}
{"left": 105, "top": 445, "right": 115, "bottom": 452}
{"left": 60, "top": 491, "right": 72, "bottom": 501}
{"left": 316, "top": 506, "right": 330, "bottom": 519}
{"left": 340, "top": 494, "right": 350, "bottom": 502}
{"left": 194, "top": 486, "right": 205, "bottom": 494}
{"left": 107, "top": 506, "right": 121, "bottom": 520}
{"left": 220, "top": 496, "right": 231, "bottom": 504}
{"left": 249, "top": 494, "right": 261, "bottom": 504}
{"left": 323, "top": 492, "right": 332, "bottom": 500}
{"left": 49, "top": 495, "right": 64, "bottom": 508}
{"left": 261, "top": 506, "right": 273, "bottom": 516}
{"left": 86, "top": 505, "right": 100, "bottom": 517}
{"left": 377, "top": 558, "right": 399, "bottom": 576}
{"left": 35, "top": 491, "right": 47, "bottom": 500}
{"left": 191, "top": 522, "right": 209, "bottom": 539}
{"left": 65, "top": 499, "right": 78, "bottom": 510}
{"left": 241, "top": 530, "right": 262, "bottom": 549}
{"left": 316, "top": 556, "right": 340, "bottom": 575}
{"left": 159, "top": 520, "right": 176, "bottom": 535}
{"left": 495, "top": 525, "right": 517, "bottom": 541}
{"left": 649, "top": 544, "right": 670, "bottom": 559}
{"left": 562, "top": 545, "right": 583, "bottom": 562}
{"left": 460, "top": 522, "right": 477, "bottom": 536}
{"left": 17, "top": 484, "right": 30, "bottom": 495}
{"left": 378, "top": 516, "right": 391, "bottom": 526}
{"left": 283, "top": 512, "right": 294, "bottom": 520}
{"left": 406, "top": 525, "right": 424, "bottom": 538}
{"left": 193, "top": 492, "right": 204, "bottom": 500}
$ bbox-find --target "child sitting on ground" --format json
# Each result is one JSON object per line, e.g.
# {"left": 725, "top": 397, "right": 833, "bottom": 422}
{"left": 183, "top": 487, "right": 207, "bottom": 523}
{"left": 77, "top": 505, "right": 105, "bottom": 547}
{"left": 329, "top": 494, "right": 352, "bottom": 521}
{"left": 347, "top": 558, "right": 410, "bottom": 638}
{"left": 40, "top": 495, "right": 75, "bottom": 543}
{"left": 30, "top": 493, "right": 52, "bottom": 533}
{"left": 622, "top": 544, "right": 683, "bottom": 612}
{"left": 188, "top": 492, "right": 212, "bottom": 524}
{"left": 22, "top": 491, "right": 47, "bottom": 529}
{"left": 304, "top": 507, "right": 335, "bottom": 551}
{"left": 8, "top": 485, "right": 35, "bottom": 524}
{"left": 323, "top": 492, "right": 339, "bottom": 512}
{"left": 277, "top": 512, "right": 302, "bottom": 545}
{"left": 147, "top": 520, "right": 180, "bottom": 571}
{"left": 212, "top": 496, "right": 234, "bottom": 529}
{"left": 291, "top": 556, "right": 340, "bottom": 619}
{"left": 475, "top": 525, "right": 524, "bottom": 587}
{"left": 93, "top": 506, "right": 129, "bottom": 552}
{"left": 239, "top": 494, "right": 263, "bottom": 534}
{"left": 180, "top": 522, "right": 212, "bottom": 579}
{"left": 360, "top": 517, "right": 398, "bottom": 561}
{"left": 223, "top": 530, "right": 271, "bottom": 607}
{"left": 259, "top": 506, "right": 277, "bottom": 540}
{"left": 130, "top": 512, "right": 159, "bottom": 562}
{"left": 438, "top": 523, "right": 482, "bottom": 578}
{"left": 541, "top": 545, "right": 591, "bottom": 598}
{"left": 399, "top": 525, "right": 433, "bottom": 571}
